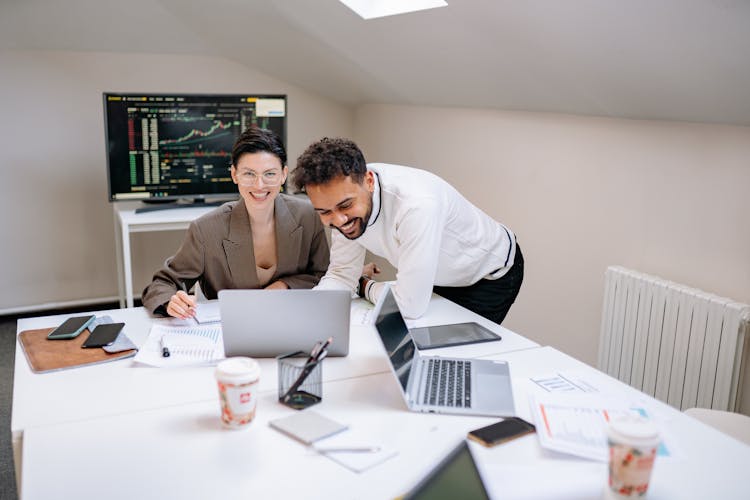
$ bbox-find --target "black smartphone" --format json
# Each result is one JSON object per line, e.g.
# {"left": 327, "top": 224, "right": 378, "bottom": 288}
{"left": 81, "top": 323, "right": 124, "bottom": 348}
{"left": 467, "top": 417, "right": 536, "bottom": 448}
{"left": 47, "top": 315, "right": 96, "bottom": 340}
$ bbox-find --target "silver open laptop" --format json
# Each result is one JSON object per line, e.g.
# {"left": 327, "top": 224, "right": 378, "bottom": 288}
{"left": 375, "top": 286, "right": 515, "bottom": 416}
{"left": 219, "top": 289, "right": 351, "bottom": 358}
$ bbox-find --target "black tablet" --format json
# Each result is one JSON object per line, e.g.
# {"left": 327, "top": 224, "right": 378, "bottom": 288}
{"left": 409, "top": 322, "right": 501, "bottom": 350}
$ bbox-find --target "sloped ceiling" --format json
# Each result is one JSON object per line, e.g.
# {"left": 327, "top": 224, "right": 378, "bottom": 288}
{"left": 2, "top": 0, "right": 749, "bottom": 125}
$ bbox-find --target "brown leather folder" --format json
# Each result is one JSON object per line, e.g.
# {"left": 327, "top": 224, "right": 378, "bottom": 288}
{"left": 18, "top": 327, "right": 137, "bottom": 373}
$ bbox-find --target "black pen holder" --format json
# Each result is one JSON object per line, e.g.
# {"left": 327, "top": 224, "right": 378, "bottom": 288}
{"left": 277, "top": 351, "right": 323, "bottom": 410}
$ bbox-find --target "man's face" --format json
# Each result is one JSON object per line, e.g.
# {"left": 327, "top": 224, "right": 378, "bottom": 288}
{"left": 306, "top": 172, "right": 375, "bottom": 240}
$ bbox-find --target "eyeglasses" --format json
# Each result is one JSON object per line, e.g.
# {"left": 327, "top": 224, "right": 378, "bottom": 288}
{"left": 236, "top": 169, "right": 284, "bottom": 186}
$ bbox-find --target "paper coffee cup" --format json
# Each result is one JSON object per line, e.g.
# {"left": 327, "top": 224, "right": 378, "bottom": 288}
{"left": 215, "top": 357, "right": 261, "bottom": 429}
{"left": 606, "top": 416, "right": 660, "bottom": 499}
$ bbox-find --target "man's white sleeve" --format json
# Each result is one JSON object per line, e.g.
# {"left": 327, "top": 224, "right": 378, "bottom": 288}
{"left": 314, "top": 231, "right": 366, "bottom": 293}
{"left": 389, "top": 199, "right": 444, "bottom": 319}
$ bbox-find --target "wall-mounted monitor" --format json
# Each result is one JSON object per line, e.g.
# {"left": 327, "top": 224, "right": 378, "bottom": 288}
{"left": 103, "top": 93, "right": 287, "bottom": 203}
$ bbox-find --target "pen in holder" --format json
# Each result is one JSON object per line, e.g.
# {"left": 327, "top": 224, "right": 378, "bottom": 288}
{"left": 277, "top": 350, "right": 324, "bottom": 410}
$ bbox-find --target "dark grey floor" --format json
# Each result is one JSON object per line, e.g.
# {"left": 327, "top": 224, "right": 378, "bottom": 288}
{"left": 1, "top": 317, "right": 18, "bottom": 500}
{"left": 0, "top": 302, "right": 123, "bottom": 500}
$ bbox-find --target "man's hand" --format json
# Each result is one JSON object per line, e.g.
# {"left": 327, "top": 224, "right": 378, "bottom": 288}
{"left": 362, "top": 262, "right": 381, "bottom": 279}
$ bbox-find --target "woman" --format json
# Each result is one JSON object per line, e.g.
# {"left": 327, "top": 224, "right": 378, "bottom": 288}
{"left": 142, "top": 127, "right": 330, "bottom": 319}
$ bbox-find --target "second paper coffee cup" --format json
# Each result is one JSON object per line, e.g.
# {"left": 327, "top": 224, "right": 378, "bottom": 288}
{"left": 606, "top": 416, "right": 659, "bottom": 499}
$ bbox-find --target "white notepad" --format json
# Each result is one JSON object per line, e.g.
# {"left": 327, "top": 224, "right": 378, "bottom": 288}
{"left": 269, "top": 411, "right": 348, "bottom": 445}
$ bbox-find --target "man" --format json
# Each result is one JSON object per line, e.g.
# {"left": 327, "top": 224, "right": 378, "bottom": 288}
{"left": 293, "top": 137, "right": 523, "bottom": 324}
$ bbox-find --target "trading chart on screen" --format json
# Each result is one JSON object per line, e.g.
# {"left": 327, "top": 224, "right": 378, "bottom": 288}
{"left": 104, "top": 94, "right": 286, "bottom": 201}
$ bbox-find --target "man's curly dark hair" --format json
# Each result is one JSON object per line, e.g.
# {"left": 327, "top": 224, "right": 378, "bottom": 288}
{"left": 293, "top": 137, "right": 367, "bottom": 191}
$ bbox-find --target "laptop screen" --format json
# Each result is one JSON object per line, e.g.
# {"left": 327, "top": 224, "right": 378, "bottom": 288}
{"left": 374, "top": 287, "right": 416, "bottom": 390}
{"left": 403, "top": 440, "right": 490, "bottom": 500}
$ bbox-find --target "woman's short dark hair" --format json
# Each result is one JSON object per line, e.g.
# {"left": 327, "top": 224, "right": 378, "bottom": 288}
{"left": 293, "top": 137, "right": 367, "bottom": 191}
{"left": 231, "top": 127, "right": 287, "bottom": 167}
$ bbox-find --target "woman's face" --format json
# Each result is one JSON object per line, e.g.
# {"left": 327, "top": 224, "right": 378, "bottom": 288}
{"left": 231, "top": 152, "right": 288, "bottom": 211}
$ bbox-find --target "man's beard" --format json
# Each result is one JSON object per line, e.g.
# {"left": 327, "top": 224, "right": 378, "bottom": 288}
{"left": 332, "top": 194, "right": 373, "bottom": 240}
{"left": 333, "top": 218, "right": 365, "bottom": 240}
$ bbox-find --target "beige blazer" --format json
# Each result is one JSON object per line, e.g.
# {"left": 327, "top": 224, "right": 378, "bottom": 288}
{"left": 142, "top": 194, "right": 330, "bottom": 315}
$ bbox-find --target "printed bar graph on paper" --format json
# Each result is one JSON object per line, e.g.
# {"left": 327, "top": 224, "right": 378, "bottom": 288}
{"left": 168, "top": 326, "right": 221, "bottom": 343}
{"left": 531, "top": 394, "right": 672, "bottom": 462}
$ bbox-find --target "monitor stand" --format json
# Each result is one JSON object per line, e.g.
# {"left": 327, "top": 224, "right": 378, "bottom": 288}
{"left": 134, "top": 197, "right": 237, "bottom": 214}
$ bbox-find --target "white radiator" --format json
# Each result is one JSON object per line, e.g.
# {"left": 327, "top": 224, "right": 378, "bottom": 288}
{"left": 598, "top": 266, "right": 750, "bottom": 411}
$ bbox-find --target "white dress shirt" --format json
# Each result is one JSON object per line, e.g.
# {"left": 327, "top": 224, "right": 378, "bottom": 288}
{"left": 315, "top": 163, "right": 516, "bottom": 319}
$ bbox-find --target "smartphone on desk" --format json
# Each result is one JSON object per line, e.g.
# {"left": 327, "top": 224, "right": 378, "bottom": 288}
{"left": 81, "top": 323, "right": 124, "bottom": 348}
{"left": 468, "top": 417, "right": 536, "bottom": 448}
{"left": 47, "top": 315, "right": 95, "bottom": 340}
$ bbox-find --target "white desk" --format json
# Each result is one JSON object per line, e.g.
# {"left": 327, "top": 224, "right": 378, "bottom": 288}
{"left": 475, "top": 347, "right": 750, "bottom": 500}
{"left": 113, "top": 202, "right": 217, "bottom": 308}
{"left": 12, "top": 294, "right": 538, "bottom": 493}
{"left": 20, "top": 373, "right": 495, "bottom": 500}
{"left": 19, "top": 347, "right": 750, "bottom": 499}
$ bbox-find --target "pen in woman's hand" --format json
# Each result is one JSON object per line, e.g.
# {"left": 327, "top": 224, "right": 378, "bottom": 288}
{"left": 179, "top": 281, "right": 197, "bottom": 318}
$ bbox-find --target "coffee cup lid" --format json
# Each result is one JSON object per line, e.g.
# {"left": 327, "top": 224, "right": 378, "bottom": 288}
{"left": 607, "top": 416, "right": 660, "bottom": 447}
{"left": 216, "top": 357, "right": 261, "bottom": 384}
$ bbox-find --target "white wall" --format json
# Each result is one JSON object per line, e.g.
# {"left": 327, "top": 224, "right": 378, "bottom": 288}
{"left": 3, "top": 49, "right": 749, "bottom": 409}
{"left": 0, "top": 49, "right": 353, "bottom": 312}
{"left": 353, "top": 104, "right": 750, "bottom": 373}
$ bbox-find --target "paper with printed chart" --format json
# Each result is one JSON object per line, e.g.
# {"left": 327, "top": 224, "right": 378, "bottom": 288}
{"left": 530, "top": 392, "right": 672, "bottom": 462}
{"left": 134, "top": 323, "right": 224, "bottom": 367}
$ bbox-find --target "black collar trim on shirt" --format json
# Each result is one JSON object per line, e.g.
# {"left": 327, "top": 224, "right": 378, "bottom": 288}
{"left": 368, "top": 171, "right": 382, "bottom": 227}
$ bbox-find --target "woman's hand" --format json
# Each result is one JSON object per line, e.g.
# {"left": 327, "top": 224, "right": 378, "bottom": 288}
{"left": 265, "top": 280, "right": 289, "bottom": 290}
{"left": 166, "top": 290, "right": 197, "bottom": 319}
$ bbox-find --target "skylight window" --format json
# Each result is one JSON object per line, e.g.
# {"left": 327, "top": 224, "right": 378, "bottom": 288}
{"left": 339, "top": 0, "right": 447, "bottom": 20}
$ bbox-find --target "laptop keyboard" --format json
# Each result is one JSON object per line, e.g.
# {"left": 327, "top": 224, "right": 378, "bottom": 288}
{"left": 422, "top": 358, "right": 472, "bottom": 408}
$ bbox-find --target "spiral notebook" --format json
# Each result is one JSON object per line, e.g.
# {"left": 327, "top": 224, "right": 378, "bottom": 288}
{"left": 133, "top": 323, "right": 224, "bottom": 367}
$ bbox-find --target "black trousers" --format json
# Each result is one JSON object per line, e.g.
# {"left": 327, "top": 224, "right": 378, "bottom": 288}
{"left": 433, "top": 244, "right": 524, "bottom": 325}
